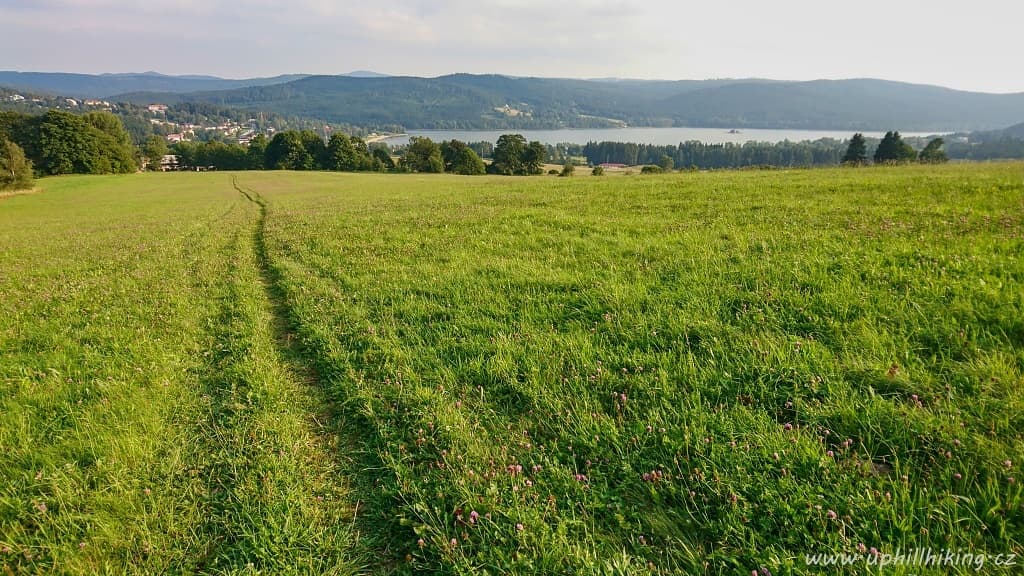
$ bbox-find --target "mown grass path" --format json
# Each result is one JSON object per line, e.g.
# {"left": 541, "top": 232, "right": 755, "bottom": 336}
{"left": 1, "top": 174, "right": 367, "bottom": 574}
{"left": 232, "top": 175, "right": 395, "bottom": 575}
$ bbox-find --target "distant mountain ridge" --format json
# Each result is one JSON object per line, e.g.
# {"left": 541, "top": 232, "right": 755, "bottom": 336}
{"left": 3, "top": 71, "right": 1023, "bottom": 132}
{"left": 0, "top": 71, "right": 311, "bottom": 98}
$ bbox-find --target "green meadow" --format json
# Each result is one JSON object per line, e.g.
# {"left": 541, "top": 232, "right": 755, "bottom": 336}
{"left": 1, "top": 164, "right": 1022, "bottom": 574}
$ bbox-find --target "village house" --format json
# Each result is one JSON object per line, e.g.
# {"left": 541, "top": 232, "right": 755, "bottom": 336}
{"left": 159, "top": 155, "right": 179, "bottom": 171}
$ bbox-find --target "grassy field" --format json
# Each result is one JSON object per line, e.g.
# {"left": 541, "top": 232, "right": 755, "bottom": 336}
{"left": 2, "top": 164, "right": 1022, "bottom": 574}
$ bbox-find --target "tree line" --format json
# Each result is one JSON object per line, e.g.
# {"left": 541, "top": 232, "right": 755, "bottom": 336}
{"left": 163, "top": 132, "right": 547, "bottom": 175}
{"left": 841, "top": 132, "right": 947, "bottom": 165}
{"left": 1, "top": 109, "right": 138, "bottom": 190}
{"left": 578, "top": 139, "right": 848, "bottom": 169}
{"left": 0, "top": 105, "right": 1012, "bottom": 194}
{"left": 571, "top": 133, "right": 954, "bottom": 170}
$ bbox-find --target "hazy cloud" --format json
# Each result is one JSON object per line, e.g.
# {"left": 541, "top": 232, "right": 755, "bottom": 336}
{"left": 0, "top": 0, "right": 1021, "bottom": 92}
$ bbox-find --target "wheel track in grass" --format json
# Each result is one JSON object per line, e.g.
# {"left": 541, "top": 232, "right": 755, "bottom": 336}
{"left": 229, "top": 175, "right": 388, "bottom": 573}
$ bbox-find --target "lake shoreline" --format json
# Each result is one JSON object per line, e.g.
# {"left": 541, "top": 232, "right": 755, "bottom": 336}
{"left": 380, "top": 127, "right": 947, "bottom": 147}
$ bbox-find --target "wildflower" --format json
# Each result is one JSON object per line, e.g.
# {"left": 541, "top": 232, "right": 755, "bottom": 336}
{"left": 826, "top": 510, "right": 837, "bottom": 520}
{"left": 469, "top": 510, "right": 479, "bottom": 524}
{"left": 35, "top": 502, "right": 47, "bottom": 513}
{"left": 870, "top": 547, "right": 879, "bottom": 556}
{"left": 79, "top": 542, "right": 86, "bottom": 549}
{"left": 953, "top": 439, "right": 961, "bottom": 446}
{"left": 827, "top": 450, "right": 835, "bottom": 457}
{"left": 574, "top": 474, "right": 588, "bottom": 483}
{"left": 417, "top": 538, "right": 425, "bottom": 548}
{"left": 450, "top": 538, "right": 458, "bottom": 547}
{"left": 857, "top": 543, "right": 867, "bottom": 553}
{"left": 772, "top": 452, "right": 780, "bottom": 461}
{"left": 144, "top": 488, "right": 151, "bottom": 496}
{"left": 1004, "top": 459, "right": 1013, "bottom": 469}
{"left": 784, "top": 423, "right": 793, "bottom": 431}
{"left": 954, "top": 473, "right": 962, "bottom": 480}
{"left": 516, "top": 523, "right": 524, "bottom": 532}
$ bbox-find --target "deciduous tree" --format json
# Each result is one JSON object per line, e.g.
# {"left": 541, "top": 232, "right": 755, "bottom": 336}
{"left": 0, "top": 138, "right": 33, "bottom": 191}
{"left": 401, "top": 137, "right": 443, "bottom": 173}
{"left": 142, "top": 135, "right": 168, "bottom": 169}
{"left": 918, "top": 138, "right": 948, "bottom": 164}
{"left": 452, "top": 147, "right": 485, "bottom": 175}
{"left": 492, "top": 134, "right": 527, "bottom": 175}
{"left": 325, "top": 133, "right": 358, "bottom": 171}
{"left": 265, "top": 131, "right": 315, "bottom": 170}
{"left": 246, "top": 134, "right": 268, "bottom": 169}
{"left": 523, "top": 141, "right": 547, "bottom": 175}
{"left": 371, "top": 147, "right": 396, "bottom": 171}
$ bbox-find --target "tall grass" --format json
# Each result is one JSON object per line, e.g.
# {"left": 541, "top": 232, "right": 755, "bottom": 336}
{"left": 1, "top": 165, "right": 1021, "bottom": 574}
{"left": 246, "top": 164, "right": 1023, "bottom": 574}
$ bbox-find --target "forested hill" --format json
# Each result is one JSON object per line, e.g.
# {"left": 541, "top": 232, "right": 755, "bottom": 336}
{"left": 660, "top": 79, "right": 1024, "bottom": 132}
{"left": 108, "top": 74, "right": 1024, "bottom": 132}
{"left": 1003, "top": 122, "right": 1024, "bottom": 139}
{"left": 0, "top": 71, "right": 311, "bottom": 98}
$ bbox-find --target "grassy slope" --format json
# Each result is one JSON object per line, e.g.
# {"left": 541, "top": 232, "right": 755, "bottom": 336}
{"left": 240, "top": 165, "right": 1023, "bottom": 574}
{"left": 1, "top": 165, "right": 1021, "bottom": 575}
{"left": 0, "top": 175, "right": 363, "bottom": 574}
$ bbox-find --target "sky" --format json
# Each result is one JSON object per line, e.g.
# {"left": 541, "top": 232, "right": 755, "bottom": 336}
{"left": 1, "top": 0, "right": 1021, "bottom": 93}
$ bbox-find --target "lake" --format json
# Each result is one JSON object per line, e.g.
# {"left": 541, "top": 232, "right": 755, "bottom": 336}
{"left": 379, "top": 127, "right": 942, "bottom": 146}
